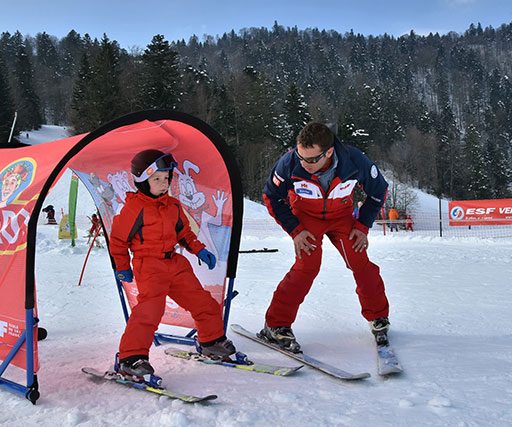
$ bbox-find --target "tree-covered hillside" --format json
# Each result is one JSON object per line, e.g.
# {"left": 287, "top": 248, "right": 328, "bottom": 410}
{"left": 1, "top": 22, "right": 511, "bottom": 200}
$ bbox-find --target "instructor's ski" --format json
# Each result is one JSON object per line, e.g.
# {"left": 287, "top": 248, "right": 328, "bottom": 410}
{"left": 82, "top": 367, "right": 217, "bottom": 403}
{"left": 230, "top": 324, "right": 370, "bottom": 381}
{"left": 165, "top": 347, "right": 303, "bottom": 377}
{"left": 376, "top": 344, "right": 403, "bottom": 376}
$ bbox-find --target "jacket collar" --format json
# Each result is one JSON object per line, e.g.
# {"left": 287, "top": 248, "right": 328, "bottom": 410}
{"left": 126, "top": 191, "right": 170, "bottom": 204}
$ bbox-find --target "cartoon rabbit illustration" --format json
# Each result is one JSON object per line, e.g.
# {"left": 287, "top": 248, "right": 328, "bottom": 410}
{"left": 175, "top": 160, "right": 206, "bottom": 210}
{"left": 174, "top": 160, "right": 229, "bottom": 264}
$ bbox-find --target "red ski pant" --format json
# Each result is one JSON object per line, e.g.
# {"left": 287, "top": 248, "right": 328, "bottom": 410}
{"left": 119, "top": 254, "right": 224, "bottom": 360}
{"left": 266, "top": 214, "right": 389, "bottom": 327}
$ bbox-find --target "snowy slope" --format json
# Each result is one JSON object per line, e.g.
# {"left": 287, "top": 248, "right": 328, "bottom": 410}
{"left": 1, "top": 128, "right": 511, "bottom": 426}
{"left": 18, "top": 125, "right": 71, "bottom": 146}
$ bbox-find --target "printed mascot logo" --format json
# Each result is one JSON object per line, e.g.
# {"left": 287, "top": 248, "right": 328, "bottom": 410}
{"left": 0, "top": 158, "right": 36, "bottom": 209}
{"left": 0, "top": 158, "right": 36, "bottom": 253}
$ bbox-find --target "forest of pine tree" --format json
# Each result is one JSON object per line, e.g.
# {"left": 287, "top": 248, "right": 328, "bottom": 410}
{"left": 1, "top": 22, "right": 512, "bottom": 201}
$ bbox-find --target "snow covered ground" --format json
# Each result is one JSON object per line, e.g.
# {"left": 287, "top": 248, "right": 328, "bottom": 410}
{"left": 2, "top": 127, "right": 512, "bottom": 426}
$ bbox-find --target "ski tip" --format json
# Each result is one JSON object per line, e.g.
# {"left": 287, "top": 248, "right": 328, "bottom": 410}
{"left": 180, "top": 394, "right": 218, "bottom": 403}
{"left": 82, "top": 367, "right": 102, "bottom": 375}
{"left": 378, "top": 368, "right": 403, "bottom": 376}
{"left": 347, "top": 372, "right": 372, "bottom": 380}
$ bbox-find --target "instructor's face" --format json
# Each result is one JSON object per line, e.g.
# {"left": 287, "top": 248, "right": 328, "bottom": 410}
{"left": 296, "top": 144, "right": 334, "bottom": 174}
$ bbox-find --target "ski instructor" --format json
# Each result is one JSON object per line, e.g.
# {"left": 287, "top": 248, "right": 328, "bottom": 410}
{"left": 259, "top": 122, "right": 391, "bottom": 351}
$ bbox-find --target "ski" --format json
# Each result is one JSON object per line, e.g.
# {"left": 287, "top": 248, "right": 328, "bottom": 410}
{"left": 82, "top": 367, "right": 217, "bottom": 403}
{"left": 164, "top": 347, "right": 303, "bottom": 377}
{"left": 376, "top": 344, "right": 403, "bottom": 376}
{"left": 230, "top": 324, "right": 370, "bottom": 381}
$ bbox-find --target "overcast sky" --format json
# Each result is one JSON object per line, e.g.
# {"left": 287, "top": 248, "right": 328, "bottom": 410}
{"left": 1, "top": 0, "right": 511, "bottom": 48}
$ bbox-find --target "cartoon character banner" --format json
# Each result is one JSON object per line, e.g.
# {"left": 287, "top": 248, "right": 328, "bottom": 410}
{"left": 68, "top": 120, "right": 234, "bottom": 328}
{"left": 448, "top": 199, "right": 512, "bottom": 226}
{"left": 0, "top": 137, "right": 79, "bottom": 371}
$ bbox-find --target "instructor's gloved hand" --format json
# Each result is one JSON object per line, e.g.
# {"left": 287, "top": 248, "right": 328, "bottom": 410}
{"left": 197, "top": 249, "right": 216, "bottom": 270}
{"left": 115, "top": 269, "right": 133, "bottom": 282}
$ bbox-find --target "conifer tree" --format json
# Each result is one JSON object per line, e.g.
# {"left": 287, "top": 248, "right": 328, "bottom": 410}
{"left": 484, "top": 69, "right": 512, "bottom": 197}
{"left": 139, "top": 34, "right": 180, "bottom": 109}
{"left": 36, "top": 32, "right": 64, "bottom": 123}
{"left": 283, "top": 83, "right": 311, "bottom": 148}
{"left": 0, "top": 32, "right": 16, "bottom": 69}
{"left": 210, "top": 84, "right": 237, "bottom": 146}
{"left": 86, "top": 34, "right": 123, "bottom": 128}
{"left": 13, "top": 38, "right": 42, "bottom": 130}
{"left": 464, "top": 124, "right": 489, "bottom": 198}
{"left": 59, "top": 30, "right": 83, "bottom": 77}
{"left": 70, "top": 53, "right": 95, "bottom": 133}
{"left": 0, "top": 56, "right": 16, "bottom": 143}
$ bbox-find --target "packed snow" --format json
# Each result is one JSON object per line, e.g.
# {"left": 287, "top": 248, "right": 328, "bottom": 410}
{"left": 1, "top": 127, "right": 511, "bottom": 426}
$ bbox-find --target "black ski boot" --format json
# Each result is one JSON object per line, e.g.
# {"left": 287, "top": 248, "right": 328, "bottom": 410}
{"left": 258, "top": 324, "right": 301, "bottom": 353}
{"left": 114, "top": 353, "right": 162, "bottom": 387}
{"left": 198, "top": 336, "right": 236, "bottom": 360}
{"left": 370, "top": 317, "right": 390, "bottom": 346}
{"left": 117, "top": 355, "right": 155, "bottom": 377}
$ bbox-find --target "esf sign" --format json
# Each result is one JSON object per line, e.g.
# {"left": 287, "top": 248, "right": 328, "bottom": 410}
{"left": 449, "top": 199, "right": 512, "bottom": 226}
{"left": 464, "top": 207, "right": 512, "bottom": 214}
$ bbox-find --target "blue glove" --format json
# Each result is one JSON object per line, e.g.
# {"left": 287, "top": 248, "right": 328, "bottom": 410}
{"left": 115, "top": 269, "right": 133, "bottom": 282}
{"left": 197, "top": 249, "right": 216, "bottom": 270}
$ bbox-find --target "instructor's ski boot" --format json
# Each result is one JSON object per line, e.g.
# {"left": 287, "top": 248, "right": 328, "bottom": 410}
{"left": 370, "top": 317, "right": 390, "bottom": 346}
{"left": 197, "top": 336, "right": 236, "bottom": 360}
{"left": 258, "top": 324, "right": 301, "bottom": 353}
{"left": 114, "top": 353, "right": 162, "bottom": 387}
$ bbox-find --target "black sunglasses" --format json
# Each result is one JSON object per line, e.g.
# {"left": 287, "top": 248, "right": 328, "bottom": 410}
{"left": 295, "top": 148, "right": 329, "bottom": 164}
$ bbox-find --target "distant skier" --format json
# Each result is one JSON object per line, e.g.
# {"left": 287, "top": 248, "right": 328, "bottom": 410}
{"left": 405, "top": 214, "right": 414, "bottom": 232}
{"left": 261, "top": 122, "right": 391, "bottom": 351}
{"left": 388, "top": 207, "right": 399, "bottom": 232}
{"left": 87, "top": 213, "right": 103, "bottom": 247}
{"left": 42, "top": 205, "right": 57, "bottom": 225}
{"left": 109, "top": 149, "right": 236, "bottom": 379}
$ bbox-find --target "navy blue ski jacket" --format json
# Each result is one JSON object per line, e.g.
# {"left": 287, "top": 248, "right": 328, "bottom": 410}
{"left": 263, "top": 140, "right": 388, "bottom": 237}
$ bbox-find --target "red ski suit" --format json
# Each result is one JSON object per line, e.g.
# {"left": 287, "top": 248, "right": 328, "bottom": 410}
{"left": 263, "top": 141, "right": 389, "bottom": 327}
{"left": 110, "top": 191, "right": 224, "bottom": 360}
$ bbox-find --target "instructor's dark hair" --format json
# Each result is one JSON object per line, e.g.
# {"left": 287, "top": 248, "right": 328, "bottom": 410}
{"left": 297, "top": 122, "right": 334, "bottom": 151}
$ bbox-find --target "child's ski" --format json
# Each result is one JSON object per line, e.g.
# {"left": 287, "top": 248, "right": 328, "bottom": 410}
{"left": 165, "top": 347, "right": 303, "bottom": 377}
{"left": 230, "top": 324, "right": 370, "bottom": 381}
{"left": 82, "top": 367, "right": 217, "bottom": 403}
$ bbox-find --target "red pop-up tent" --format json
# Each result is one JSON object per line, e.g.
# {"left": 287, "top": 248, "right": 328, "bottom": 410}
{"left": 0, "top": 111, "right": 243, "bottom": 404}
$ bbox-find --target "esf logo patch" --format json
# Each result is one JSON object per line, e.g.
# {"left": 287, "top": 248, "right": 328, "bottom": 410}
{"left": 296, "top": 188, "right": 313, "bottom": 196}
{"left": 450, "top": 206, "right": 464, "bottom": 220}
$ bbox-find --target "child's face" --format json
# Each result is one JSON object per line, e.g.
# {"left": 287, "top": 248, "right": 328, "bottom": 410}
{"left": 148, "top": 171, "right": 170, "bottom": 197}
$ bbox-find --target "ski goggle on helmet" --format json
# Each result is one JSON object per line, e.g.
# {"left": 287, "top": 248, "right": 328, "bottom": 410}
{"left": 131, "top": 149, "right": 177, "bottom": 183}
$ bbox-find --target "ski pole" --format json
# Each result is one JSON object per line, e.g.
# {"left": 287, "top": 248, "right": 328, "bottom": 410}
{"left": 78, "top": 226, "right": 102, "bottom": 286}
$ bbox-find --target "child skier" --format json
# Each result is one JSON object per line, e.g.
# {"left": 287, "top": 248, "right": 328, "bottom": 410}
{"left": 109, "top": 149, "right": 235, "bottom": 379}
{"left": 42, "top": 205, "right": 57, "bottom": 225}
{"left": 87, "top": 213, "right": 103, "bottom": 247}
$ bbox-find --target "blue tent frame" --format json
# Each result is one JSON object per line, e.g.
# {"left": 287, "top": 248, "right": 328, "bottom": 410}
{"left": 0, "top": 110, "right": 243, "bottom": 404}
{"left": 114, "top": 277, "right": 239, "bottom": 346}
